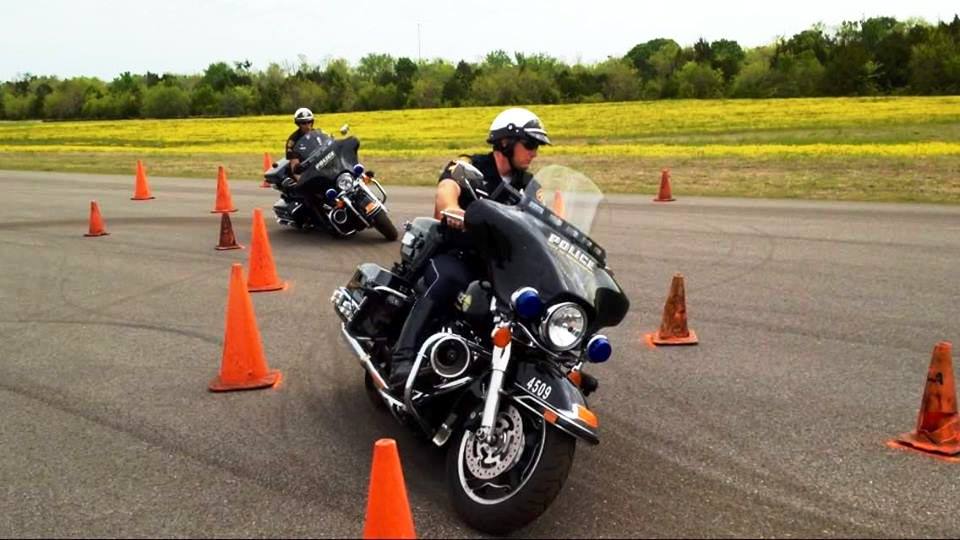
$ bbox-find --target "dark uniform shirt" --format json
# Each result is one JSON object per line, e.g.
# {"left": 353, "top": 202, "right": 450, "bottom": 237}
{"left": 438, "top": 153, "right": 534, "bottom": 210}
{"left": 285, "top": 129, "right": 308, "bottom": 161}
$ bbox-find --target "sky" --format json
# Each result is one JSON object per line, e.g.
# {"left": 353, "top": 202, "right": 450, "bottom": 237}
{"left": 1, "top": 0, "right": 956, "bottom": 81}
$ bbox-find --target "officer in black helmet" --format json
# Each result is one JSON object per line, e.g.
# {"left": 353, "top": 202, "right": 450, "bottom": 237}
{"left": 387, "top": 107, "right": 551, "bottom": 389}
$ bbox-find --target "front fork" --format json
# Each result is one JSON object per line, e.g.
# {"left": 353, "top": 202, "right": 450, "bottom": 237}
{"left": 477, "top": 327, "right": 512, "bottom": 443}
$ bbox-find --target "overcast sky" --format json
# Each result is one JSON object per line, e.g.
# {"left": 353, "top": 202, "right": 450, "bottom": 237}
{"left": 2, "top": 0, "right": 956, "bottom": 81}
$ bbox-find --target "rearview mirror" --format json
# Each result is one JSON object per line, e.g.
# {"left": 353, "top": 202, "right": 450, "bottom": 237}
{"left": 450, "top": 161, "right": 485, "bottom": 183}
{"left": 339, "top": 123, "right": 350, "bottom": 135}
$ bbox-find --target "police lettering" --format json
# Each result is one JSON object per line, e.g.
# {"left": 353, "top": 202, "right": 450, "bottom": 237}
{"left": 548, "top": 233, "right": 596, "bottom": 270}
{"left": 315, "top": 151, "right": 335, "bottom": 170}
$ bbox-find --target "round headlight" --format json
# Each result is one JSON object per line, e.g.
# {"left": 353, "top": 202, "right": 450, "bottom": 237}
{"left": 540, "top": 302, "right": 587, "bottom": 351}
{"left": 336, "top": 172, "right": 353, "bottom": 191}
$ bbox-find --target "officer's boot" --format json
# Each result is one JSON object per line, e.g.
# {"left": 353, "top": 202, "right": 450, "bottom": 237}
{"left": 388, "top": 296, "right": 441, "bottom": 391}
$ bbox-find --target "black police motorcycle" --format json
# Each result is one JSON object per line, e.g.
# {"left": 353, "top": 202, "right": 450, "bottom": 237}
{"left": 331, "top": 164, "right": 630, "bottom": 534}
{"left": 263, "top": 125, "right": 398, "bottom": 241}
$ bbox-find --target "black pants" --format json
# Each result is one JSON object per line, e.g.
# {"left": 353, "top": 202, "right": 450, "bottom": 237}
{"left": 417, "top": 253, "right": 473, "bottom": 309}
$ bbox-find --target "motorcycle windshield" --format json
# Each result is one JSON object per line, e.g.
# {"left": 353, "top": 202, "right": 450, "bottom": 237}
{"left": 299, "top": 133, "right": 361, "bottom": 185}
{"left": 464, "top": 165, "right": 629, "bottom": 330}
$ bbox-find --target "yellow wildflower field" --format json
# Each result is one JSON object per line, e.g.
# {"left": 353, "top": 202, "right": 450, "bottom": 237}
{"left": 1, "top": 96, "right": 958, "bottom": 159}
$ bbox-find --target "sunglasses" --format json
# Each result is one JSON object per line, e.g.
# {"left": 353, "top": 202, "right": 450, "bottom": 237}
{"left": 520, "top": 140, "right": 540, "bottom": 151}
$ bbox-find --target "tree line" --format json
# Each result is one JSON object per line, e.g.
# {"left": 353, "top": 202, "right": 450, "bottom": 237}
{"left": 2, "top": 15, "right": 959, "bottom": 121}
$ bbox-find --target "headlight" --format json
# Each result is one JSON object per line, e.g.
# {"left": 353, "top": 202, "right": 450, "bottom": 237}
{"left": 336, "top": 172, "right": 353, "bottom": 191}
{"left": 539, "top": 302, "right": 587, "bottom": 351}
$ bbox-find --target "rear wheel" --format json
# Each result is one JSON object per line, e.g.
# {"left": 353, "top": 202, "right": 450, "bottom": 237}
{"left": 446, "top": 403, "right": 576, "bottom": 535}
{"left": 372, "top": 209, "right": 399, "bottom": 241}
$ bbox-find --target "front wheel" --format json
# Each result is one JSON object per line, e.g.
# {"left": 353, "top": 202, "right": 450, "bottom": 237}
{"left": 446, "top": 403, "right": 576, "bottom": 535}
{"left": 371, "top": 209, "right": 399, "bottom": 241}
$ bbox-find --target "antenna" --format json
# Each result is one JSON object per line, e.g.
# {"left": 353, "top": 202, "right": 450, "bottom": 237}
{"left": 417, "top": 22, "right": 422, "bottom": 63}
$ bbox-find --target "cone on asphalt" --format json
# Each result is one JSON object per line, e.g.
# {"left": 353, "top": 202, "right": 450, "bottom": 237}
{"left": 552, "top": 189, "right": 566, "bottom": 219}
{"left": 888, "top": 341, "right": 960, "bottom": 458}
{"left": 131, "top": 160, "right": 155, "bottom": 200}
{"left": 84, "top": 200, "right": 109, "bottom": 237}
{"left": 208, "top": 263, "right": 281, "bottom": 392}
{"left": 362, "top": 439, "right": 416, "bottom": 539}
{"left": 215, "top": 212, "right": 243, "bottom": 251}
{"left": 211, "top": 166, "right": 238, "bottom": 213}
{"left": 260, "top": 153, "right": 273, "bottom": 188}
{"left": 653, "top": 168, "right": 676, "bottom": 202}
{"left": 247, "top": 208, "right": 287, "bottom": 292}
{"left": 650, "top": 273, "right": 698, "bottom": 346}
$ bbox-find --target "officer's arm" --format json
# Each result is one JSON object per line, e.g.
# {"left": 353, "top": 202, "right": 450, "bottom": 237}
{"left": 434, "top": 179, "right": 462, "bottom": 220}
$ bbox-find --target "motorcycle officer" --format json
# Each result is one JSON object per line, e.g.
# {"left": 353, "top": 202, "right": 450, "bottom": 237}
{"left": 282, "top": 107, "right": 318, "bottom": 187}
{"left": 388, "top": 107, "right": 551, "bottom": 389}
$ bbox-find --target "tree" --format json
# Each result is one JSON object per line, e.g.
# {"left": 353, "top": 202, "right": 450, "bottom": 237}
{"left": 219, "top": 85, "right": 257, "bottom": 116}
{"left": 44, "top": 78, "right": 102, "bottom": 119}
{"left": 408, "top": 60, "right": 453, "bottom": 108}
{"left": 910, "top": 26, "right": 960, "bottom": 94}
{"left": 202, "top": 62, "right": 240, "bottom": 92}
{"left": 441, "top": 60, "right": 475, "bottom": 106}
{"left": 625, "top": 38, "right": 677, "bottom": 81}
{"left": 676, "top": 62, "right": 724, "bottom": 98}
{"left": 142, "top": 84, "right": 190, "bottom": 118}
{"left": 255, "top": 63, "right": 287, "bottom": 114}
{"left": 595, "top": 59, "right": 642, "bottom": 101}
{"left": 710, "top": 39, "right": 745, "bottom": 83}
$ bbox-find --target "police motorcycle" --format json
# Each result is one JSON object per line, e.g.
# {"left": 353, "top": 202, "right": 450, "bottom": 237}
{"left": 263, "top": 124, "right": 399, "bottom": 241}
{"left": 331, "top": 163, "right": 630, "bottom": 534}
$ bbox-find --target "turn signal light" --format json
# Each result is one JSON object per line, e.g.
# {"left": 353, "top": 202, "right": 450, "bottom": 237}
{"left": 492, "top": 326, "right": 512, "bottom": 348}
{"left": 574, "top": 404, "right": 598, "bottom": 428}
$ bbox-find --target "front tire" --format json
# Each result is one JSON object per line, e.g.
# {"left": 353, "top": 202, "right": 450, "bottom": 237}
{"left": 372, "top": 209, "right": 399, "bottom": 241}
{"left": 446, "top": 403, "right": 576, "bottom": 535}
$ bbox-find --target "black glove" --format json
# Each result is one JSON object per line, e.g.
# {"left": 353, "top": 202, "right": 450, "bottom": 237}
{"left": 281, "top": 177, "right": 297, "bottom": 189}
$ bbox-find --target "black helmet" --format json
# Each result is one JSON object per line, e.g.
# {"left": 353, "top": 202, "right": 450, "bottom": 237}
{"left": 486, "top": 107, "right": 551, "bottom": 146}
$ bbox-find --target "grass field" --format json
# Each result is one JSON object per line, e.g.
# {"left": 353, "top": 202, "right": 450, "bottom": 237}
{"left": 2, "top": 96, "right": 959, "bottom": 202}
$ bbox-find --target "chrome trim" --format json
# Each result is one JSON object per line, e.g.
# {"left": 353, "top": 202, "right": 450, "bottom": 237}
{"left": 341, "top": 195, "right": 371, "bottom": 228}
{"left": 372, "top": 285, "right": 409, "bottom": 301}
{"left": 327, "top": 209, "right": 357, "bottom": 236}
{"left": 479, "top": 336, "right": 511, "bottom": 442}
{"left": 429, "top": 334, "right": 473, "bottom": 379}
{"left": 404, "top": 332, "right": 450, "bottom": 435}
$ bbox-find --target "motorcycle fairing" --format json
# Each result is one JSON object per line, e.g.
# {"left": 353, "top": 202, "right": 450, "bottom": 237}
{"left": 464, "top": 199, "right": 629, "bottom": 332}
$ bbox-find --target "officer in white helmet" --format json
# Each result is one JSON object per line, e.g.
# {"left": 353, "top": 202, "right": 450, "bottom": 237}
{"left": 387, "top": 107, "right": 551, "bottom": 389}
{"left": 284, "top": 107, "right": 317, "bottom": 184}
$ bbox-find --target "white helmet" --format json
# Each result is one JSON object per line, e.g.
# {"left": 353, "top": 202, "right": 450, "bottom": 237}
{"left": 293, "top": 107, "right": 314, "bottom": 125}
{"left": 486, "top": 107, "right": 551, "bottom": 146}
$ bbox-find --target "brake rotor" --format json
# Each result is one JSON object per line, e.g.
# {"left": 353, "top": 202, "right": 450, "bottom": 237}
{"left": 464, "top": 405, "right": 526, "bottom": 480}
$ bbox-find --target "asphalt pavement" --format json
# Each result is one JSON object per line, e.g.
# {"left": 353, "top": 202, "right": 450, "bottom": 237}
{"left": 2, "top": 170, "right": 960, "bottom": 538}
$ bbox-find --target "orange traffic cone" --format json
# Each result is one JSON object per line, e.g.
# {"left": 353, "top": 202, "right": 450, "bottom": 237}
{"left": 260, "top": 153, "right": 272, "bottom": 188}
{"left": 653, "top": 168, "right": 676, "bottom": 202}
{"left": 131, "top": 160, "right": 155, "bottom": 200}
{"left": 363, "top": 439, "right": 416, "bottom": 539}
{"left": 650, "top": 273, "right": 698, "bottom": 346}
{"left": 215, "top": 212, "right": 243, "bottom": 251}
{"left": 888, "top": 341, "right": 960, "bottom": 458}
{"left": 211, "top": 166, "right": 238, "bottom": 213}
{"left": 552, "top": 190, "right": 566, "bottom": 219}
{"left": 247, "top": 208, "right": 287, "bottom": 292}
{"left": 209, "top": 263, "right": 282, "bottom": 392}
{"left": 84, "top": 200, "right": 109, "bottom": 237}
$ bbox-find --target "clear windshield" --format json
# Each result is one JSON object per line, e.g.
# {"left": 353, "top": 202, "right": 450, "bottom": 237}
{"left": 523, "top": 165, "right": 604, "bottom": 237}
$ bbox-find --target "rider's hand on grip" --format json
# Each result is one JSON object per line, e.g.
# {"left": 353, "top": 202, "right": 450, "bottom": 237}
{"left": 441, "top": 209, "right": 466, "bottom": 231}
